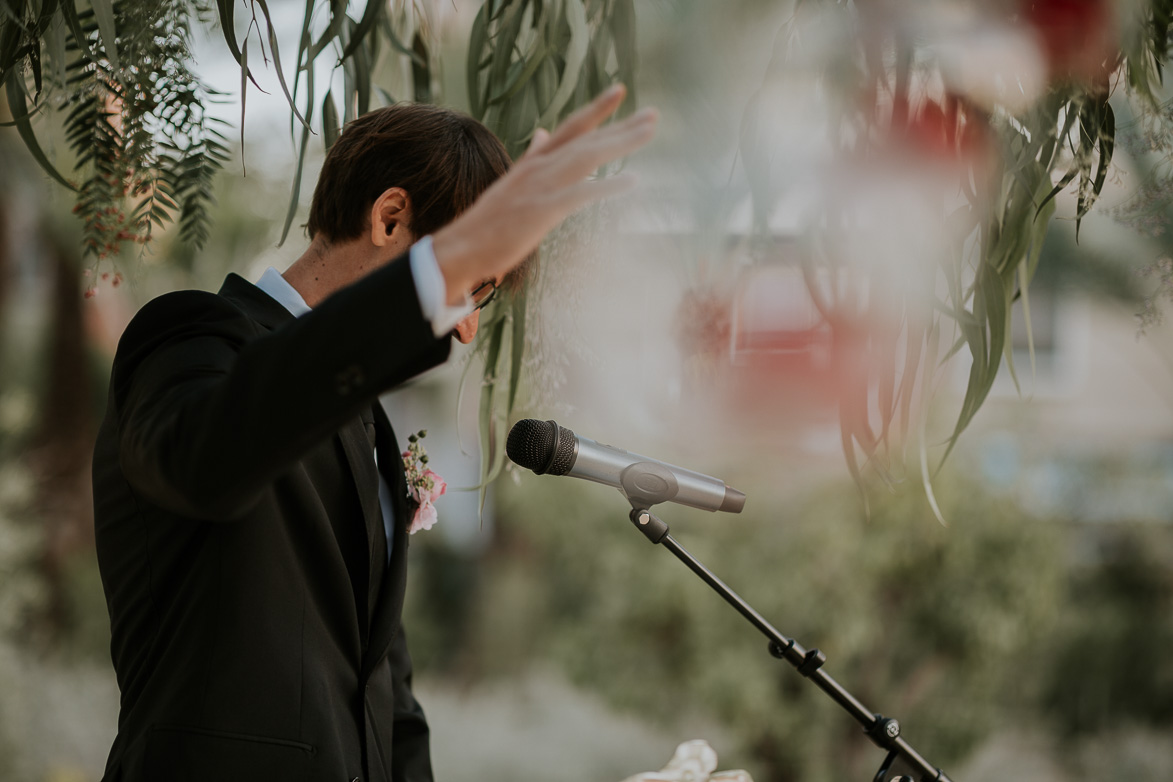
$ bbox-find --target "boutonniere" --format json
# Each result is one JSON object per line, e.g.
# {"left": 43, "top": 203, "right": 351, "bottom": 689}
{"left": 402, "top": 430, "right": 446, "bottom": 534}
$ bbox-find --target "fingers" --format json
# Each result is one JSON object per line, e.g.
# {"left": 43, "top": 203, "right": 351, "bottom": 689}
{"left": 431, "top": 85, "right": 655, "bottom": 297}
{"left": 519, "top": 84, "right": 653, "bottom": 185}
{"left": 541, "top": 106, "right": 658, "bottom": 184}
{"left": 533, "top": 83, "right": 628, "bottom": 156}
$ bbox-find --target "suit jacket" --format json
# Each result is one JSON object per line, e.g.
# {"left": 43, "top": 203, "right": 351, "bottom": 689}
{"left": 92, "top": 252, "right": 450, "bottom": 782}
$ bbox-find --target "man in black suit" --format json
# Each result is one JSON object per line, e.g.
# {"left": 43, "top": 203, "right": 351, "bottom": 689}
{"left": 92, "top": 86, "right": 656, "bottom": 782}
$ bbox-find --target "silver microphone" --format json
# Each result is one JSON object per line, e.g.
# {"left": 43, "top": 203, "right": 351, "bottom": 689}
{"left": 506, "top": 419, "right": 746, "bottom": 513}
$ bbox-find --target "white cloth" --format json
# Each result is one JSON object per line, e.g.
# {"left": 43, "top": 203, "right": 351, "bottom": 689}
{"left": 621, "top": 741, "right": 753, "bottom": 782}
{"left": 257, "top": 237, "right": 471, "bottom": 334}
{"left": 408, "top": 235, "right": 475, "bottom": 337}
{"left": 256, "top": 267, "right": 312, "bottom": 318}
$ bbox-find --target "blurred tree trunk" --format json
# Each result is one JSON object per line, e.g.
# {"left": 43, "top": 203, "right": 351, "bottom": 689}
{"left": 0, "top": 197, "right": 10, "bottom": 354}
{"left": 28, "top": 231, "right": 97, "bottom": 641}
{"left": 0, "top": 94, "right": 12, "bottom": 355}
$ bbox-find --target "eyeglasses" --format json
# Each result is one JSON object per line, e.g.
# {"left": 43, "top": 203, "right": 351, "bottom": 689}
{"left": 470, "top": 279, "right": 497, "bottom": 311}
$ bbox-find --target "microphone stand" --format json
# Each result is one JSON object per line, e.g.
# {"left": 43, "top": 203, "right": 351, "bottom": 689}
{"left": 624, "top": 503, "right": 953, "bottom": 782}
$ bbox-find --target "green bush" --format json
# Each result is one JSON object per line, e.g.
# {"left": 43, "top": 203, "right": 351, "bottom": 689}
{"left": 411, "top": 469, "right": 1066, "bottom": 782}
{"left": 1041, "top": 523, "right": 1173, "bottom": 738}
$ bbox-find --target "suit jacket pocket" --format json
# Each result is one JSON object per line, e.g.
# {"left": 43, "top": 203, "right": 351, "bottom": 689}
{"left": 146, "top": 724, "right": 316, "bottom": 782}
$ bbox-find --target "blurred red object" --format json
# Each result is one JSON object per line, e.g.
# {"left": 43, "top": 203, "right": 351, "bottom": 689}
{"left": 871, "top": 86, "right": 996, "bottom": 182}
{"left": 905, "top": 95, "right": 994, "bottom": 169}
{"left": 673, "top": 268, "right": 838, "bottom": 421}
{"left": 674, "top": 272, "right": 826, "bottom": 414}
{"left": 730, "top": 266, "right": 877, "bottom": 417}
{"left": 1020, "top": 0, "right": 1118, "bottom": 87}
{"left": 676, "top": 266, "right": 907, "bottom": 440}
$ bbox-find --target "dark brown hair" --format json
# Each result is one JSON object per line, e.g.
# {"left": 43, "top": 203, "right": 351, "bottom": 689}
{"left": 308, "top": 102, "right": 511, "bottom": 246}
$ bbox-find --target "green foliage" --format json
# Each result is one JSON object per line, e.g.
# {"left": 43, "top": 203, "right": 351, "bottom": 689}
{"left": 1041, "top": 523, "right": 1173, "bottom": 737}
{"left": 934, "top": 89, "right": 1105, "bottom": 470}
{"left": 467, "top": 0, "right": 636, "bottom": 159}
{"left": 463, "top": 285, "right": 527, "bottom": 513}
{"left": 2, "top": 0, "right": 227, "bottom": 266}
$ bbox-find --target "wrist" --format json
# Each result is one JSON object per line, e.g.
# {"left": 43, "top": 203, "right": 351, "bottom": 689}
{"left": 430, "top": 227, "right": 479, "bottom": 307}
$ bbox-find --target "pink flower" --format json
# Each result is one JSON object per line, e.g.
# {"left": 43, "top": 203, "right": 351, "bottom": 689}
{"left": 402, "top": 430, "right": 445, "bottom": 534}
{"left": 409, "top": 500, "right": 438, "bottom": 534}
{"left": 422, "top": 469, "right": 446, "bottom": 502}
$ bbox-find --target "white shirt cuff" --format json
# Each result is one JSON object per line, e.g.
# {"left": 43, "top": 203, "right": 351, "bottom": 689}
{"left": 410, "top": 236, "right": 473, "bottom": 338}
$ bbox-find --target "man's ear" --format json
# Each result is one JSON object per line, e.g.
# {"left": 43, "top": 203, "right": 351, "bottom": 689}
{"left": 370, "top": 187, "right": 412, "bottom": 247}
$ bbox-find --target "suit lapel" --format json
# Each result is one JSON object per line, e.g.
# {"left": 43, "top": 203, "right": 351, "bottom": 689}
{"left": 363, "top": 403, "right": 411, "bottom": 677}
{"left": 336, "top": 409, "right": 387, "bottom": 641}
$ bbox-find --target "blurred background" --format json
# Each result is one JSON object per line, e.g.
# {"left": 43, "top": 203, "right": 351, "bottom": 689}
{"left": 2, "top": 1, "right": 1172, "bottom": 781}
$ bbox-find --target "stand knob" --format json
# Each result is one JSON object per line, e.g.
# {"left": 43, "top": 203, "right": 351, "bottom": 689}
{"left": 867, "top": 715, "right": 901, "bottom": 748}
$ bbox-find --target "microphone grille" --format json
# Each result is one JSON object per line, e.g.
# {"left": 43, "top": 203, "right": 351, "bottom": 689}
{"left": 506, "top": 419, "right": 576, "bottom": 475}
{"left": 546, "top": 425, "right": 577, "bottom": 476}
{"left": 507, "top": 419, "right": 556, "bottom": 472}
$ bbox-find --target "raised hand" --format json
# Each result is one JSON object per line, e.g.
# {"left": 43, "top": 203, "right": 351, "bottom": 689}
{"left": 432, "top": 84, "right": 658, "bottom": 304}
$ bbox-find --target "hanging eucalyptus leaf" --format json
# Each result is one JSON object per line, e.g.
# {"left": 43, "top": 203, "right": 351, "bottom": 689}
{"left": 239, "top": 35, "right": 249, "bottom": 173}
{"left": 338, "top": 0, "right": 383, "bottom": 64}
{"left": 5, "top": 68, "right": 74, "bottom": 189}
{"left": 322, "top": 90, "right": 339, "bottom": 150}
{"left": 216, "top": 0, "right": 260, "bottom": 91}
{"left": 255, "top": 0, "right": 310, "bottom": 131}
{"left": 279, "top": 72, "right": 313, "bottom": 246}
{"left": 610, "top": 0, "right": 637, "bottom": 115}
{"left": 508, "top": 289, "right": 527, "bottom": 413}
{"left": 476, "top": 310, "right": 509, "bottom": 514}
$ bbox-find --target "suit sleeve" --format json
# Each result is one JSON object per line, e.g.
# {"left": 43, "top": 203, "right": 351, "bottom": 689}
{"left": 389, "top": 621, "right": 434, "bottom": 782}
{"left": 112, "top": 252, "right": 452, "bottom": 520}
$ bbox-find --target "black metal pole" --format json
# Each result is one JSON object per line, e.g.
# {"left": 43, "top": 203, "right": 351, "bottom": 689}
{"left": 627, "top": 507, "right": 952, "bottom": 782}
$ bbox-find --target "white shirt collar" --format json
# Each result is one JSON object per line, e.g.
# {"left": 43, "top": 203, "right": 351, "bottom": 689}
{"left": 255, "top": 267, "right": 312, "bottom": 318}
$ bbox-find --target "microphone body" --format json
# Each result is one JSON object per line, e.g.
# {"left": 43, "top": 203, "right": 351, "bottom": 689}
{"left": 506, "top": 419, "right": 746, "bottom": 513}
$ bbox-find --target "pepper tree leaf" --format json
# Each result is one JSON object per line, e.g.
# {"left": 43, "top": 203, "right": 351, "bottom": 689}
{"left": 91, "top": 0, "right": 119, "bottom": 71}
